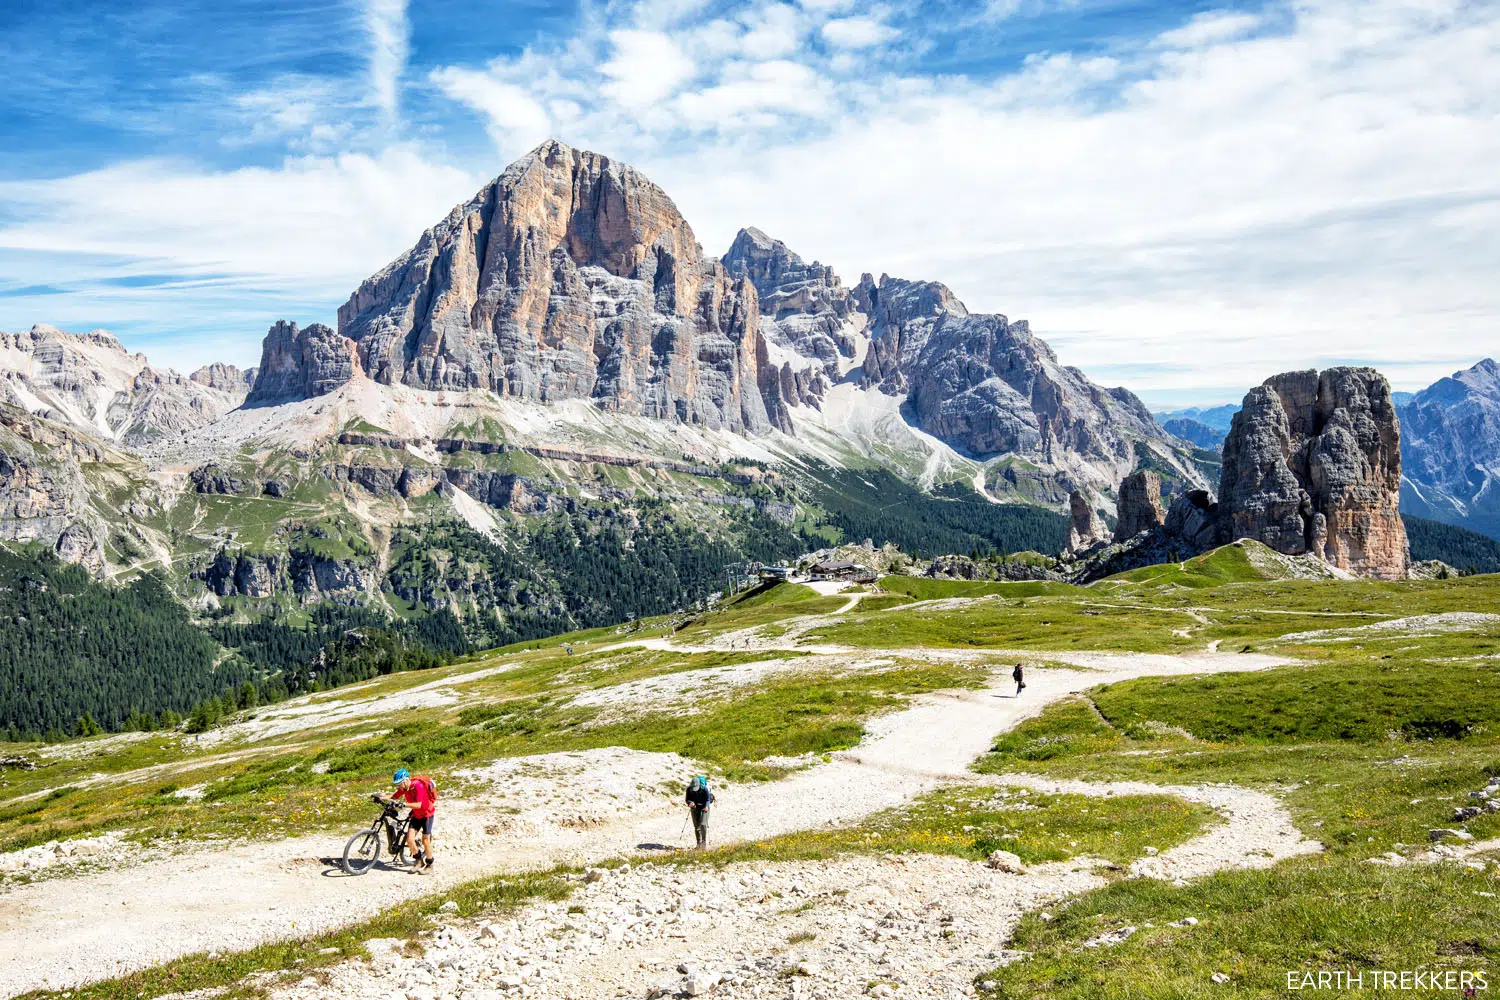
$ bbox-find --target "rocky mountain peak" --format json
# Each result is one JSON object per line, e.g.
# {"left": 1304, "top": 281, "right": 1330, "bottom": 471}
{"left": 0, "top": 324, "right": 250, "bottom": 445}
{"left": 723, "top": 227, "right": 860, "bottom": 410}
{"left": 722, "top": 228, "right": 845, "bottom": 321}
{"left": 329, "top": 139, "right": 769, "bottom": 432}
{"left": 224, "top": 141, "right": 1201, "bottom": 503}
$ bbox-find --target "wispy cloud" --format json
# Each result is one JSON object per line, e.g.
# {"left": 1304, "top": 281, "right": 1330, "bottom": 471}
{"left": 363, "top": 0, "right": 410, "bottom": 121}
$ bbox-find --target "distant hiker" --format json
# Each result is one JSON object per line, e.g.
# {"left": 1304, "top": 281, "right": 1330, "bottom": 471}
{"left": 685, "top": 775, "right": 715, "bottom": 850}
{"left": 1013, "top": 662, "right": 1026, "bottom": 697}
{"left": 383, "top": 768, "right": 437, "bottom": 873}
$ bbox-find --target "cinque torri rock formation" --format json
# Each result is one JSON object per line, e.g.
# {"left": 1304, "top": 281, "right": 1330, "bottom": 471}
{"left": 1218, "top": 367, "right": 1408, "bottom": 579}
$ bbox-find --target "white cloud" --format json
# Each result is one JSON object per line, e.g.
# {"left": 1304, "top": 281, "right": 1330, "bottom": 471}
{"left": 600, "top": 30, "right": 698, "bottom": 108}
{"left": 738, "top": 3, "right": 805, "bottom": 58}
{"left": 0, "top": 148, "right": 478, "bottom": 339}
{"left": 226, "top": 76, "right": 356, "bottom": 151}
{"left": 1155, "top": 11, "right": 1261, "bottom": 49}
{"left": 674, "top": 60, "right": 831, "bottom": 127}
{"left": 820, "top": 16, "right": 897, "bottom": 49}
{"left": 363, "top": 0, "right": 410, "bottom": 120}
{"left": 429, "top": 67, "right": 553, "bottom": 153}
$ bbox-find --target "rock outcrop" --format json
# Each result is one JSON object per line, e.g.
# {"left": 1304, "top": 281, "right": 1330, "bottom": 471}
{"left": 722, "top": 227, "right": 859, "bottom": 425}
{"left": 1164, "top": 489, "right": 1223, "bottom": 551}
{"left": 0, "top": 407, "right": 100, "bottom": 551}
{"left": 1066, "top": 491, "right": 1109, "bottom": 553}
{"left": 1398, "top": 358, "right": 1500, "bottom": 540}
{"left": 333, "top": 140, "right": 771, "bottom": 432}
{"left": 189, "top": 464, "right": 251, "bottom": 495}
{"left": 1115, "top": 470, "right": 1166, "bottom": 541}
{"left": 198, "top": 547, "right": 376, "bottom": 603}
{"left": 53, "top": 521, "right": 103, "bottom": 571}
{"left": 245, "top": 321, "right": 362, "bottom": 404}
{"left": 1219, "top": 368, "right": 1407, "bottom": 579}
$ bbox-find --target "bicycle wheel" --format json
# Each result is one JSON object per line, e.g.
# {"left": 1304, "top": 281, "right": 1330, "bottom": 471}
{"left": 342, "top": 828, "right": 381, "bottom": 875}
{"left": 392, "top": 825, "right": 415, "bottom": 866}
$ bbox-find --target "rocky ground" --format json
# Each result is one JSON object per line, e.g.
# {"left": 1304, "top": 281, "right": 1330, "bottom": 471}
{"left": 277, "top": 853, "right": 1106, "bottom": 1000}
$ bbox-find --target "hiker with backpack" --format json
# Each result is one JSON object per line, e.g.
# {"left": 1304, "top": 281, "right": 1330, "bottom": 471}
{"left": 1013, "top": 662, "right": 1026, "bottom": 697}
{"left": 685, "top": 775, "right": 715, "bottom": 850}
{"left": 381, "top": 769, "right": 438, "bottom": 873}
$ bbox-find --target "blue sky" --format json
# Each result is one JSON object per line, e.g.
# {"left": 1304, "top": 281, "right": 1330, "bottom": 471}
{"left": 1, "top": 0, "right": 1497, "bottom": 407}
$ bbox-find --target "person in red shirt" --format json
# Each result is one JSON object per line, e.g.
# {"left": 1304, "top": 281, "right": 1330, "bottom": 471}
{"left": 383, "top": 768, "right": 436, "bottom": 873}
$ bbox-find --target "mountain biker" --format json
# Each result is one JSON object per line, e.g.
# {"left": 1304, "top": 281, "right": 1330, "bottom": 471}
{"left": 685, "top": 775, "right": 715, "bottom": 850}
{"left": 379, "top": 768, "right": 436, "bottom": 873}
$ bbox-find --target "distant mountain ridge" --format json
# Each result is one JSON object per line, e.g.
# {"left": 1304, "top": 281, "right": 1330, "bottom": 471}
{"left": 0, "top": 324, "right": 254, "bottom": 445}
{"left": 1398, "top": 358, "right": 1500, "bottom": 540}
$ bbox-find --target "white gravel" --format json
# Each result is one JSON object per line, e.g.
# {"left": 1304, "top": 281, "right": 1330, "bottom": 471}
{"left": 1277, "top": 612, "right": 1500, "bottom": 643}
{"left": 569, "top": 654, "right": 867, "bottom": 717}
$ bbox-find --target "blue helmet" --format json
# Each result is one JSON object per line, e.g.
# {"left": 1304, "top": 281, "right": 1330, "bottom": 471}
{"left": 393, "top": 768, "right": 411, "bottom": 784}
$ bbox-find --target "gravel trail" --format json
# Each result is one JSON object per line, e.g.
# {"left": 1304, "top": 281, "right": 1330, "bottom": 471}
{"left": 0, "top": 648, "right": 1294, "bottom": 996}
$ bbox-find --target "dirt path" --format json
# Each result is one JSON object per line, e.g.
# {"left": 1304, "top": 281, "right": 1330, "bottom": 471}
{"left": 0, "top": 648, "right": 1295, "bottom": 996}
{"left": 282, "top": 767, "right": 1319, "bottom": 1000}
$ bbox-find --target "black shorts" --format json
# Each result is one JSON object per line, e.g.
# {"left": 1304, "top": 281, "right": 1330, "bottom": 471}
{"left": 410, "top": 815, "right": 434, "bottom": 835}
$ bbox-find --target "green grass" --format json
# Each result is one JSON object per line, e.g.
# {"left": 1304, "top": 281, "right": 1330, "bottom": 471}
{"left": 879, "top": 576, "right": 1079, "bottom": 600}
{"left": 983, "top": 857, "right": 1500, "bottom": 999}
{"left": 1089, "top": 647, "right": 1500, "bottom": 744}
{"left": 965, "top": 587, "right": 1500, "bottom": 997}
{"left": 672, "top": 782, "right": 1217, "bottom": 869}
{"left": 805, "top": 596, "right": 1200, "bottom": 652}
{"left": 0, "top": 653, "right": 986, "bottom": 850}
{"left": 672, "top": 584, "right": 849, "bottom": 639}
{"left": 1101, "top": 540, "right": 1273, "bottom": 587}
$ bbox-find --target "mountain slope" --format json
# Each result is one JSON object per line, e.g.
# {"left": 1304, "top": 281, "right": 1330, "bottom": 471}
{"left": 0, "top": 140, "right": 1216, "bottom": 731}
{"left": 1398, "top": 358, "right": 1500, "bottom": 540}
{"left": 1403, "top": 513, "right": 1500, "bottom": 574}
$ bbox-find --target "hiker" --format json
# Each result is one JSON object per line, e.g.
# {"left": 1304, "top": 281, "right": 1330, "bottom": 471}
{"left": 1013, "top": 662, "right": 1026, "bottom": 697}
{"left": 382, "top": 769, "right": 437, "bottom": 873}
{"left": 685, "top": 775, "right": 715, "bottom": 850}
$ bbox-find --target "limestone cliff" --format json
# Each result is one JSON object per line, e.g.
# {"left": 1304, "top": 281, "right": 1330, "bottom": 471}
{"left": 1115, "top": 470, "right": 1166, "bottom": 541}
{"left": 1219, "top": 367, "right": 1407, "bottom": 579}
{"left": 722, "top": 227, "right": 861, "bottom": 423}
{"left": 333, "top": 140, "right": 771, "bottom": 433}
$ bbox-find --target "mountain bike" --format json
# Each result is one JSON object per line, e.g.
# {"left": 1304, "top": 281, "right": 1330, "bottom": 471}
{"left": 342, "top": 795, "right": 416, "bottom": 875}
